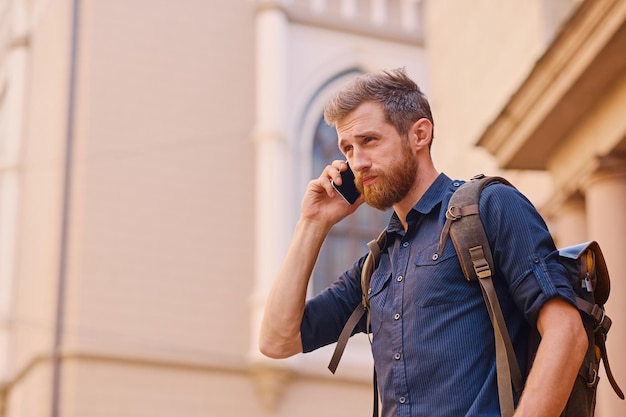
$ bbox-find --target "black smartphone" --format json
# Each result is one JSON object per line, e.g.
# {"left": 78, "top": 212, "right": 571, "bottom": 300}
{"left": 332, "top": 162, "right": 361, "bottom": 204}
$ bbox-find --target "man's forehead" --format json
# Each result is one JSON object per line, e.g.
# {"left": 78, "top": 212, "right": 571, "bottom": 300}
{"left": 337, "top": 103, "right": 385, "bottom": 129}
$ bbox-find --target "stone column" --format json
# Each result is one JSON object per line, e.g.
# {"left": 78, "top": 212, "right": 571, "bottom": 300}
{"left": 251, "top": 1, "right": 291, "bottom": 307}
{"left": 583, "top": 161, "right": 626, "bottom": 417}
{"left": 248, "top": 0, "right": 294, "bottom": 411}
{"left": 551, "top": 194, "right": 587, "bottom": 248}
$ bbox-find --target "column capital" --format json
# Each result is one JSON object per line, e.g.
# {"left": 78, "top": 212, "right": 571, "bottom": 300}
{"left": 581, "top": 156, "right": 626, "bottom": 191}
{"left": 254, "top": 0, "right": 289, "bottom": 15}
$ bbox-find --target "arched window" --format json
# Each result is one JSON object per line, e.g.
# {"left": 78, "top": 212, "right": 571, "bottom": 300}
{"left": 311, "top": 115, "right": 390, "bottom": 294}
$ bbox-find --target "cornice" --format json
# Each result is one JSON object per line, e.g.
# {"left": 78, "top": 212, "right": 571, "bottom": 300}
{"left": 286, "top": 8, "right": 423, "bottom": 46}
{"left": 254, "top": 0, "right": 423, "bottom": 46}
{"left": 477, "top": 0, "right": 626, "bottom": 170}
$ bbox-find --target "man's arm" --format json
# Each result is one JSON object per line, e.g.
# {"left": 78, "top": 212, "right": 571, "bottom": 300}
{"left": 513, "top": 297, "right": 588, "bottom": 417}
{"left": 258, "top": 161, "right": 362, "bottom": 359}
{"left": 258, "top": 218, "right": 329, "bottom": 358}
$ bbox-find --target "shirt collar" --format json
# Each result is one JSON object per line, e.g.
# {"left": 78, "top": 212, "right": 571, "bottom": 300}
{"left": 387, "top": 173, "right": 453, "bottom": 234}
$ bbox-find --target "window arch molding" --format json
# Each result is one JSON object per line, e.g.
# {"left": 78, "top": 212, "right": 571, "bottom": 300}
{"left": 292, "top": 67, "right": 365, "bottom": 201}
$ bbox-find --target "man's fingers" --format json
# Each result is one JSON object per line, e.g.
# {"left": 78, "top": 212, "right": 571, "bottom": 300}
{"left": 324, "top": 160, "right": 348, "bottom": 186}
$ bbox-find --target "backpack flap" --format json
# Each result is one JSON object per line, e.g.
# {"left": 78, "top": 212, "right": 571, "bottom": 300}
{"left": 558, "top": 241, "right": 610, "bottom": 305}
{"left": 558, "top": 241, "right": 624, "bottom": 401}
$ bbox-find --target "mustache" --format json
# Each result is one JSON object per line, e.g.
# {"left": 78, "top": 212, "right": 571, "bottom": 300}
{"left": 355, "top": 170, "right": 379, "bottom": 183}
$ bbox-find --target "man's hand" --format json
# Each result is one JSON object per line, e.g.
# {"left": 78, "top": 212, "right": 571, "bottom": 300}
{"left": 300, "top": 160, "right": 364, "bottom": 230}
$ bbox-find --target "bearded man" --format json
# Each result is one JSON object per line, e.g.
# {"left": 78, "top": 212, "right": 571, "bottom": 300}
{"left": 259, "top": 68, "right": 587, "bottom": 417}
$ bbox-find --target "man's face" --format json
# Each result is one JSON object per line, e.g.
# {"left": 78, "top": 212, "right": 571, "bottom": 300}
{"left": 336, "top": 102, "right": 418, "bottom": 211}
{"left": 356, "top": 139, "right": 417, "bottom": 210}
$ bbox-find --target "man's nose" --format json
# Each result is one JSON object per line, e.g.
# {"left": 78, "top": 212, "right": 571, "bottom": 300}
{"left": 349, "top": 149, "right": 371, "bottom": 173}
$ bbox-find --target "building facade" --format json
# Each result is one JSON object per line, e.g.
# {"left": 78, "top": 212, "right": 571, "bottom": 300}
{"left": 0, "top": 0, "right": 623, "bottom": 416}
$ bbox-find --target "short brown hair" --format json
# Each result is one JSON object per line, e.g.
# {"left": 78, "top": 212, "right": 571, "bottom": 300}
{"left": 323, "top": 68, "right": 434, "bottom": 139}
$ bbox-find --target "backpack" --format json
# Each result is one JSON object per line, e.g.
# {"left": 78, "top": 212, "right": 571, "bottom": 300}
{"left": 328, "top": 174, "right": 624, "bottom": 417}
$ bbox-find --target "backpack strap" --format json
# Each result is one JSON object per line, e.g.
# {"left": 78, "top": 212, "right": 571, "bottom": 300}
{"left": 328, "top": 228, "right": 387, "bottom": 374}
{"left": 438, "top": 174, "right": 523, "bottom": 417}
{"left": 328, "top": 229, "right": 387, "bottom": 417}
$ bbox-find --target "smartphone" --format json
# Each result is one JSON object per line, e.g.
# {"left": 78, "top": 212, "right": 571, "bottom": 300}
{"left": 332, "top": 162, "right": 361, "bottom": 204}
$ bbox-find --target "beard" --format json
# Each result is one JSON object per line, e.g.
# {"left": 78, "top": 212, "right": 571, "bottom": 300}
{"left": 355, "top": 140, "right": 418, "bottom": 211}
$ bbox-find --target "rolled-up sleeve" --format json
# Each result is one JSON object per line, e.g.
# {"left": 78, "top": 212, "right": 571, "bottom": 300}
{"left": 301, "top": 257, "right": 367, "bottom": 353}
{"left": 480, "top": 183, "right": 577, "bottom": 325}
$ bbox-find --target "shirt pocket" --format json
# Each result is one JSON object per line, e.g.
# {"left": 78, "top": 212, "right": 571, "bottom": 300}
{"left": 413, "top": 240, "right": 476, "bottom": 307}
{"left": 367, "top": 268, "right": 392, "bottom": 335}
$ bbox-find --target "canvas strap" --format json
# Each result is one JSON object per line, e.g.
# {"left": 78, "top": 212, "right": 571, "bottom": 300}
{"left": 476, "top": 258, "right": 521, "bottom": 417}
{"left": 576, "top": 296, "right": 624, "bottom": 399}
{"left": 439, "top": 175, "right": 523, "bottom": 417}
{"left": 329, "top": 229, "right": 387, "bottom": 375}
{"left": 328, "top": 304, "right": 366, "bottom": 374}
{"left": 328, "top": 230, "right": 387, "bottom": 417}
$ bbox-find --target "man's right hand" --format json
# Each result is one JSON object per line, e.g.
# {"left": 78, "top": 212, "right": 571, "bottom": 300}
{"left": 301, "top": 160, "right": 364, "bottom": 229}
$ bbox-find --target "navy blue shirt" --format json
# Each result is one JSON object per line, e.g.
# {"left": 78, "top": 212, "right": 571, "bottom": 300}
{"left": 301, "top": 173, "right": 577, "bottom": 417}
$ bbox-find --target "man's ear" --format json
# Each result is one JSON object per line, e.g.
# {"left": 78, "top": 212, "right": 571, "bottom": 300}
{"left": 410, "top": 118, "right": 433, "bottom": 151}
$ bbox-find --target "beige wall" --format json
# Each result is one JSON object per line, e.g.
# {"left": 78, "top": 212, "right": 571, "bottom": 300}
{"left": 4, "top": 0, "right": 258, "bottom": 415}
{"left": 425, "top": 0, "right": 543, "bottom": 173}
{"left": 70, "top": 0, "right": 256, "bottom": 358}
{"left": 424, "top": 0, "right": 580, "bottom": 203}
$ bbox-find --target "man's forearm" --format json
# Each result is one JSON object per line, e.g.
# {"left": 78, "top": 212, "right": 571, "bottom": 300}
{"left": 258, "top": 218, "right": 331, "bottom": 359}
{"left": 513, "top": 298, "right": 588, "bottom": 417}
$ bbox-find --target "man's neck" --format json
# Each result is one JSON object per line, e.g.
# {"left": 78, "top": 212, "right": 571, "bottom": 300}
{"left": 394, "top": 168, "right": 439, "bottom": 231}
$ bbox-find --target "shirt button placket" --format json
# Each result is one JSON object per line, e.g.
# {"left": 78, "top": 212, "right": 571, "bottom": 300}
{"left": 392, "top": 237, "right": 410, "bottom": 413}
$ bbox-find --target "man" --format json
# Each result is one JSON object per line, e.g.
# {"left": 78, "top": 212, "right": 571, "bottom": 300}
{"left": 259, "top": 68, "right": 587, "bottom": 416}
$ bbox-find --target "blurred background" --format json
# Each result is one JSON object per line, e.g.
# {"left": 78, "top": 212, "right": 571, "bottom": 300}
{"left": 0, "top": 0, "right": 624, "bottom": 415}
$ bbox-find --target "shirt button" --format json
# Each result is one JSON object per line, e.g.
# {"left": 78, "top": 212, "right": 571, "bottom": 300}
{"left": 399, "top": 396, "right": 407, "bottom": 404}
{"left": 432, "top": 253, "right": 439, "bottom": 261}
{"left": 394, "top": 313, "right": 400, "bottom": 320}
{"left": 397, "top": 275, "right": 403, "bottom": 282}
{"left": 394, "top": 353, "right": 401, "bottom": 360}
{"left": 402, "top": 242, "right": 409, "bottom": 248}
